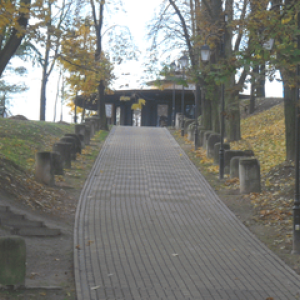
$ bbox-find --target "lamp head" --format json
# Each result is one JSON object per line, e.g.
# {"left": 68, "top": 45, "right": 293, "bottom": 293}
{"left": 170, "top": 61, "right": 176, "bottom": 71}
{"left": 263, "top": 38, "right": 275, "bottom": 51}
{"left": 224, "top": 13, "right": 229, "bottom": 23}
{"left": 200, "top": 44, "right": 211, "bottom": 62}
{"left": 179, "top": 55, "right": 188, "bottom": 68}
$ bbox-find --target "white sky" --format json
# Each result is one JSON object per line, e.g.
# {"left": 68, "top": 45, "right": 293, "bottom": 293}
{"left": 7, "top": 0, "right": 283, "bottom": 121}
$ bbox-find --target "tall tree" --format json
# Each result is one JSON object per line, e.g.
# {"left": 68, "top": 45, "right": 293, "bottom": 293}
{"left": 0, "top": 0, "right": 31, "bottom": 77}
{"left": 39, "top": 0, "right": 73, "bottom": 120}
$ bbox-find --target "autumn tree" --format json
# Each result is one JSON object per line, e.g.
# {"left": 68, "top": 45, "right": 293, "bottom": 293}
{"left": 59, "top": 0, "right": 137, "bottom": 129}
{"left": 242, "top": 0, "right": 300, "bottom": 160}
{"left": 148, "top": 0, "right": 243, "bottom": 140}
{"left": 59, "top": 21, "right": 114, "bottom": 123}
{"left": 0, "top": 0, "right": 31, "bottom": 77}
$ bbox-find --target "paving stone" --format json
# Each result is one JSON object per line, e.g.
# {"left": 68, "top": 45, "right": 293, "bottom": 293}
{"left": 74, "top": 127, "right": 300, "bottom": 300}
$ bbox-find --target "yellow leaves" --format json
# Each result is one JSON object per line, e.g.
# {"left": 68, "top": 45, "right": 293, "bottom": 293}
{"left": 131, "top": 99, "right": 146, "bottom": 110}
{"left": 120, "top": 96, "right": 130, "bottom": 101}
{"left": 131, "top": 103, "right": 140, "bottom": 110}
{"left": 224, "top": 178, "right": 239, "bottom": 186}
{"left": 138, "top": 98, "right": 146, "bottom": 106}
{"left": 254, "top": 54, "right": 262, "bottom": 60}
{"left": 235, "top": 104, "right": 285, "bottom": 174}
{"left": 281, "top": 16, "right": 292, "bottom": 25}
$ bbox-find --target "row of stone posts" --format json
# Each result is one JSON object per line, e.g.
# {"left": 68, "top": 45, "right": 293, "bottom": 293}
{"left": 35, "top": 116, "right": 101, "bottom": 186}
{"left": 176, "top": 113, "right": 261, "bottom": 195}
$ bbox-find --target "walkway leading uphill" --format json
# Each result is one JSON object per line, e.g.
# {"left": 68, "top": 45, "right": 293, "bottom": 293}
{"left": 74, "top": 127, "right": 300, "bottom": 300}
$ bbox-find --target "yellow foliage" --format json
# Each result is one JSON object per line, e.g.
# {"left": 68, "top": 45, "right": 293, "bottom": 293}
{"left": 59, "top": 22, "right": 114, "bottom": 111}
{"left": 120, "top": 96, "right": 130, "bottom": 101}
{"left": 131, "top": 98, "right": 146, "bottom": 110}
{"left": 231, "top": 104, "right": 285, "bottom": 174}
{"left": 281, "top": 16, "right": 292, "bottom": 25}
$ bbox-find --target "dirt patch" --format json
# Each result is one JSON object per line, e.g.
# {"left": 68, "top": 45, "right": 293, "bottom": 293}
{"left": 0, "top": 131, "right": 108, "bottom": 300}
{"left": 9, "top": 115, "right": 28, "bottom": 121}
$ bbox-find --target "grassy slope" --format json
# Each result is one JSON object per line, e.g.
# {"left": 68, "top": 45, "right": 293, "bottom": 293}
{"left": 0, "top": 118, "right": 108, "bottom": 214}
{"left": 0, "top": 119, "right": 74, "bottom": 170}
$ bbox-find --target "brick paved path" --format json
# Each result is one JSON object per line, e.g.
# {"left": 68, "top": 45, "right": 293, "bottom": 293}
{"left": 74, "top": 127, "right": 300, "bottom": 300}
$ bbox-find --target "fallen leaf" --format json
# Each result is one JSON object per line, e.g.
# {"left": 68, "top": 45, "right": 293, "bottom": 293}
{"left": 91, "top": 285, "right": 101, "bottom": 290}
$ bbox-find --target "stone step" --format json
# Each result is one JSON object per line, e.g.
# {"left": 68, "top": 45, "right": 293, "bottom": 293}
{"left": 1, "top": 218, "right": 44, "bottom": 228}
{"left": 13, "top": 227, "right": 61, "bottom": 237}
{"left": 0, "top": 205, "right": 10, "bottom": 212}
{"left": 0, "top": 211, "right": 25, "bottom": 220}
{"left": 0, "top": 205, "right": 61, "bottom": 237}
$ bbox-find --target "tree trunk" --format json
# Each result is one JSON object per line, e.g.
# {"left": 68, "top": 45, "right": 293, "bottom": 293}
{"left": 211, "top": 89, "right": 220, "bottom": 133}
{"left": 283, "top": 83, "right": 296, "bottom": 161}
{"left": 194, "top": 83, "right": 201, "bottom": 119}
{"left": 40, "top": 4, "right": 52, "bottom": 121}
{"left": 40, "top": 71, "right": 48, "bottom": 121}
{"left": 227, "top": 94, "right": 241, "bottom": 141}
{"left": 201, "top": 91, "right": 212, "bottom": 130}
{"left": 258, "top": 64, "right": 266, "bottom": 98}
{"left": 98, "top": 80, "right": 108, "bottom": 130}
{"left": 0, "top": 0, "right": 31, "bottom": 77}
{"left": 249, "top": 65, "right": 259, "bottom": 114}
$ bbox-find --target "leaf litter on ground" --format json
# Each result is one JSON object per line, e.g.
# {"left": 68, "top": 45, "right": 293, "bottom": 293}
{"left": 175, "top": 101, "right": 300, "bottom": 272}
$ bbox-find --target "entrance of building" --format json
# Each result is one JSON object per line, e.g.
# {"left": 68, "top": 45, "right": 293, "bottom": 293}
{"left": 157, "top": 104, "right": 168, "bottom": 127}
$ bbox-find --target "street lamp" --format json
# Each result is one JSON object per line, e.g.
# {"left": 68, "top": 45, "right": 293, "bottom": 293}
{"left": 170, "top": 61, "right": 176, "bottom": 128}
{"left": 200, "top": 29, "right": 226, "bottom": 179}
{"left": 179, "top": 55, "right": 188, "bottom": 137}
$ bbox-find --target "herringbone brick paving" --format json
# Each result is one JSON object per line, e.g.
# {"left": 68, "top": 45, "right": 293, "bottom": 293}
{"left": 74, "top": 126, "right": 300, "bottom": 300}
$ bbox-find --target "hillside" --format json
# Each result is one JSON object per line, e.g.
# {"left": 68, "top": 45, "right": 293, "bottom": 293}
{"left": 0, "top": 119, "right": 108, "bottom": 299}
{"left": 173, "top": 97, "right": 300, "bottom": 276}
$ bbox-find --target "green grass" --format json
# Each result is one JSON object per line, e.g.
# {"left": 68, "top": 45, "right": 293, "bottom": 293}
{"left": 0, "top": 118, "right": 74, "bottom": 170}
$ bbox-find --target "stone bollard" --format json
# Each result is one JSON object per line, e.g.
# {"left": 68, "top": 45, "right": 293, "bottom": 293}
{"left": 78, "top": 133, "right": 85, "bottom": 149}
{"left": 195, "top": 125, "right": 205, "bottom": 148}
{"left": 60, "top": 137, "right": 77, "bottom": 160}
{"left": 184, "top": 119, "right": 194, "bottom": 135}
{"left": 224, "top": 149, "right": 255, "bottom": 174}
{"left": 203, "top": 131, "right": 215, "bottom": 150}
{"left": 84, "top": 125, "right": 91, "bottom": 146}
{"left": 65, "top": 134, "right": 82, "bottom": 154}
{"left": 230, "top": 156, "right": 244, "bottom": 179}
{"left": 199, "top": 130, "right": 212, "bottom": 148}
{"left": 53, "top": 142, "right": 72, "bottom": 169}
{"left": 187, "top": 123, "right": 196, "bottom": 141}
{"left": 213, "top": 143, "right": 230, "bottom": 165}
{"left": 35, "top": 151, "right": 55, "bottom": 186}
{"left": 85, "top": 118, "right": 95, "bottom": 137}
{"left": 239, "top": 157, "right": 261, "bottom": 194}
{"left": 0, "top": 236, "right": 26, "bottom": 287}
{"left": 224, "top": 150, "right": 247, "bottom": 174}
{"left": 91, "top": 115, "right": 100, "bottom": 131}
{"left": 75, "top": 124, "right": 86, "bottom": 136}
{"left": 51, "top": 151, "right": 64, "bottom": 175}
{"left": 175, "top": 113, "right": 183, "bottom": 130}
{"left": 207, "top": 134, "right": 221, "bottom": 158}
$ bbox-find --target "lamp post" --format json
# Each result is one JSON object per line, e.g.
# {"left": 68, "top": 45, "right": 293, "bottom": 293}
{"left": 200, "top": 29, "right": 226, "bottom": 179}
{"left": 170, "top": 61, "right": 176, "bottom": 128}
{"left": 194, "top": 86, "right": 201, "bottom": 151}
{"left": 293, "top": 9, "right": 300, "bottom": 254}
{"left": 179, "top": 55, "right": 188, "bottom": 137}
